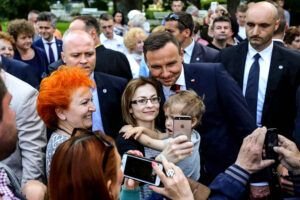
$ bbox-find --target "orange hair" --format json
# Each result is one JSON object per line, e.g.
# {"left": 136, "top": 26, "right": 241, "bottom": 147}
{"left": 36, "top": 66, "right": 95, "bottom": 129}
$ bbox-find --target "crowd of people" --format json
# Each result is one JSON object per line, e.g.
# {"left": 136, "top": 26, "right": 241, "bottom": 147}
{"left": 0, "top": 0, "right": 300, "bottom": 199}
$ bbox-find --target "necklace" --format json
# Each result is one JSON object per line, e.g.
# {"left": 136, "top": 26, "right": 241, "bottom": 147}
{"left": 57, "top": 127, "right": 72, "bottom": 136}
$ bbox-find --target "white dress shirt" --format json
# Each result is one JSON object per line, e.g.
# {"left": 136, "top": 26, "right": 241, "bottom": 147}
{"left": 42, "top": 37, "right": 58, "bottom": 63}
{"left": 243, "top": 42, "right": 273, "bottom": 127}
{"left": 183, "top": 39, "right": 195, "bottom": 64}
{"left": 163, "top": 66, "right": 186, "bottom": 100}
{"left": 238, "top": 26, "right": 247, "bottom": 40}
{"left": 100, "top": 33, "right": 127, "bottom": 54}
{"left": 90, "top": 72, "right": 105, "bottom": 133}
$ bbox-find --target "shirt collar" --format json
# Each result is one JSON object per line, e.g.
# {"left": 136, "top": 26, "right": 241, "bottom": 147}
{"left": 176, "top": 65, "right": 185, "bottom": 86}
{"left": 184, "top": 39, "right": 195, "bottom": 57}
{"left": 42, "top": 37, "right": 55, "bottom": 44}
{"left": 248, "top": 41, "right": 273, "bottom": 61}
{"left": 101, "top": 33, "right": 116, "bottom": 41}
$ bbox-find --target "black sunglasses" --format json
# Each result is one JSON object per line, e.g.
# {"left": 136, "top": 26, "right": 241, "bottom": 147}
{"left": 72, "top": 128, "right": 114, "bottom": 171}
{"left": 165, "top": 13, "right": 189, "bottom": 29}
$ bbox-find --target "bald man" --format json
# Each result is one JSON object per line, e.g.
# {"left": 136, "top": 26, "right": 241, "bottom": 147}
{"left": 61, "top": 30, "right": 127, "bottom": 138}
{"left": 218, "top": 2, "right": 300, "bottom": 198}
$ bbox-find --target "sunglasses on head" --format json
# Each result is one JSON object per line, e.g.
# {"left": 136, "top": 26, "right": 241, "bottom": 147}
{"left": 72, "top": 128, "right": 114, "bottom": 171}
{"left": 165, "top": 13, "right": 189, "bottom": 29}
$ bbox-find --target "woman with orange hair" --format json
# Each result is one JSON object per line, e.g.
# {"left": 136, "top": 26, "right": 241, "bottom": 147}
{"left": 36, "top": 66, "right": 96, "bottom": 178}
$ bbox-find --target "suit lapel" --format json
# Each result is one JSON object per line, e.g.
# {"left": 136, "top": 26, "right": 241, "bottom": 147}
{"left": 94, "top": 73, "right": 110, "bottom": 133}
{"left": 190, "top": 43, "right": 202, "bottom": 63}
{"left": 262, "top": 44, "right": 285, "bottom": 117}
{"left": 56, "top": 39, "right": 62, "bottom": 58}
{"left": 234, "top": 43, "right": 248, "bottom": 88}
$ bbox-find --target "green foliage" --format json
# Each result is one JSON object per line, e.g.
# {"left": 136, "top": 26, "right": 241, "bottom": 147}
{"left": 90, "top": 0, "right": 108, "bottom": 11}
{"left": 0, "top": 0, "right": 50, "bottom": 20}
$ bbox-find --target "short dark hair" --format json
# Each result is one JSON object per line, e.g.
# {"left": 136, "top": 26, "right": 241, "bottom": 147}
{"left": 0, "top": 69, "right": 7, "bottom": 121}
{"left": 212, "top": 16, "right": 232, "bottom": 30}
{"left": 99, "top": 13, "right": 113, "bottom": 21}
{"left": 37, "top": 11, "right": 57, "bottom": 27}
{"left": 284, "top": 26, "right": 300, "bottom": 44}
{"left": 165, "top": 11, "right": 194, "bottom": 37}
{"left": 236, "top": 4, "right": 248, "bottom": 13}
{"left": 144, "top": 32, "right": 181, "bottom": 60}
{"left": 72, "top": 15, "right": 100, "bottom": 35}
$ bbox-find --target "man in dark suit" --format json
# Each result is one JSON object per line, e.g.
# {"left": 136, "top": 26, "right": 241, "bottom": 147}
{"left": 218, "top": 2, "right": 300, "bottom": 198}
{"left": 61, "top": 30, "right": 127, "bottom": 138}
{"left": 144, "top": 31, "right": 256, "bottom": 185}
{"left": 165, "top": 11, "right": 218, "bottom": 64}
{"left": 49, "top": 15, "right": 132, "bottom": 80}
{"left": 0, "top": 56, "right": 39, "bottom": 88}
{"left": 33, "top": 12, "right": 63, "bottom": 65}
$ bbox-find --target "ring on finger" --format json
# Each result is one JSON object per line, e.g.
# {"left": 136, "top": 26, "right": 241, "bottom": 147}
{"left": 166, "top": 169, "right": 175, "bottom": 178}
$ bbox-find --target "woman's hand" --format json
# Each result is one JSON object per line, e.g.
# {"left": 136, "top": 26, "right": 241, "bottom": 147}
{"left": 123, "top": 127, "right": 145, "bottom": 140}
{"left": 150, "top": 156, "right": 194, "bottom": 200}
{"left": 156, "top": 135, "right": 194, "bottom": 164}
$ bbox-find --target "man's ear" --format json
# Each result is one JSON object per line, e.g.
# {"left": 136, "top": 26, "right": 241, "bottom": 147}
{"left": 90, "top": 28, "right": 97, "bottom": 41}
{"left": 274, "top": 19, "right": 280, "bottom": 32}
{"left": 61, "top": 52, "right": 65, "bottom": 63}
{"left": 184, "top": 28, "right": 191, "bottom": 38}
{"left": 55, "top": 107, "right": 66, "bottom": 121}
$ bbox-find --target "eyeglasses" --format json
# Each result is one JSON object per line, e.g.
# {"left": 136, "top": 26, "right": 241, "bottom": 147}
{"left": 71, "top": 128, "right": 114, "bottom": 171}
{"left": 131, "top": 96, "right": 161, "bottom": 105}
{"left": 165, "top": 13, "right": 189, "bottom": 29}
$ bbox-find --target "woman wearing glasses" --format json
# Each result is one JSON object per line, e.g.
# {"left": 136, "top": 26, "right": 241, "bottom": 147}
{"left": 116, "top": 77, "right": 194, "bottom": 199}
{"left": 36, "top": 66, "right": 96, "bottom": 178}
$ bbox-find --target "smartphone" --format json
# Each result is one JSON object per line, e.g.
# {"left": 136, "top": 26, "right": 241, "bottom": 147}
{"left": 121, "top": 153, "right": 163, "bottom": 186}
{"left": 211, "top": 2, "right": 217, "bottom": 12}
{"left": 264, "top": 128, "right": 279, "bottom": 161}
{"left": 173, "top": 115, "right": 192, "bottom": 140}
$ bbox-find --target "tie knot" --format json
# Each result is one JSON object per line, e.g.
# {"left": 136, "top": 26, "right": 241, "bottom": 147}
{"left": 47, "top": 42, "right": 52, "bottom": 46}
{"left": 254, "top": 53, "right": 260, "bottom": 61}
{"left": 170, "top": 84, "right": 181, "bottom": 92}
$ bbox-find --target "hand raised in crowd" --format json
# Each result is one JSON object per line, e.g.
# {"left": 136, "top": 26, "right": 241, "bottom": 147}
{"left": 155, "top": 135, "right": 194, "bottom": 164}
{"left": 235, "top": 127, "right": 275, "bottom": 174}
{"left": 277, "top": 164, "right": 294, "bottom": 195}
{"left": 274, "top": 135, "right": 300, "bottom": 175}
{"left": 150, "top": 155, "right": 194, "bottom": 200}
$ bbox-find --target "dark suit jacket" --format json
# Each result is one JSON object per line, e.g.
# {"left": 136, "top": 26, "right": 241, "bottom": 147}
{"left": 1, "top": 56, "right": 39, "bottom": 88}
{"left": 190, "top": 42, "right": 219, "bottom": 63}
{"left": 157, "top": 63, "right": 256, "bottom": 180}
{"left": 293, "top": 86, "right": 300, "bottom": 149}
{"left": 47, "top": 45, "right": 133, "bottom": 80}
{"left": 95, "top": 45, "right": 132, "bottom": 80}
{"left": 93, "top": 71, "right": 127, "bottom": 138}
{"left": 33, "top": 38, "right": 63, "bottom": 63}
{"left": 218, "top": 41, "right": 300, "bottom": 139}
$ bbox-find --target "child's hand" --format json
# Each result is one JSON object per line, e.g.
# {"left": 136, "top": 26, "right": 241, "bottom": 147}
{"left": 119, "top": 125, "right": 133, "bottom": 133}
{"left": 123, "top": 127, "right": 145, "bottom": 139}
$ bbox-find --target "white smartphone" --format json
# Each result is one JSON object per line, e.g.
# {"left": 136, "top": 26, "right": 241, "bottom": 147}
{"left": 211, "top": 2, "right": 217, "bottom": 12}
{"left": 173, "top": 115, "right": 192, "bottom": 140}
{"left": 121, "top": 153, "right": 163, "bottom": 186}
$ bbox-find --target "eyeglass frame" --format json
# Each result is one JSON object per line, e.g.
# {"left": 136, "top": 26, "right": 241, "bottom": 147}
{"left": 165, "top": 13, "right": 189, "bottom": 29}
{"left": 71, "top": 128, "right": 114, "bottom": 171}
{"left": 130, "top": 96, "right": 161, "bottom": 105}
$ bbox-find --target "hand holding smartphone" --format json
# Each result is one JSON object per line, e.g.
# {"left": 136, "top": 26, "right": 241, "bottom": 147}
{"left": 121, "top": 153, "right": 163, "bottom": 186}
{"left": 173, "top": 115, "right": 192, "bottom": 140}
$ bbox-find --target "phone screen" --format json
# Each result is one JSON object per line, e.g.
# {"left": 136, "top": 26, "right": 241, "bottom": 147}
{"left": 265, "top": 128, "right": 278, "bottom": 161}
{"left": 122, "top": 154, "right": 162, "bottom": 185}
{"left": 173, "top": 115, "right": 192, "bottom": 139}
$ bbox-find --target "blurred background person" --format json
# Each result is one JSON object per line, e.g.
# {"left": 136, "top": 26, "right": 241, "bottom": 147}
{"left": 193, "top": 21, "right": 209, "bottom": 46}
{"left": 276, "top": 0, "right": 290, "bottom": 26}
{"left": 7, "top": 19, "right": 48, "bottom": 83}
{"left": 0, "top": 32, "right": 15, "bottom": 59}
{"left": 36, "top": 66, "right": 96, "bottom": 178}
{"left": 27, "top": 10, "right": 41, "bottom": 42}
{"left": 127, "top": 11, "right": 149, "bottom": 34}
{"left": 284, "top": 26, "right": 300, "bottom": 51}
{"left": 235, "top": 4, "right": 248, "bottom": 43}
{"left": 123, "top": 27, "right": 147, "bottom": 78}
{"left": 113, "top": 11, "right": 126, "bottom": 37}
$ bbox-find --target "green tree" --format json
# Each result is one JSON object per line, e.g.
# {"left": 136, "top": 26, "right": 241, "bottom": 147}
{"left": 0, "top": 0, "right": 50, "bottom": 19}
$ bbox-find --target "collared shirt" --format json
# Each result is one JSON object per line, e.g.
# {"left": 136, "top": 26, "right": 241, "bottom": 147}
{"left": 90, "top": 72, "right": 105, "bottom": 133}
{"left": 243, "top": 42, "right": 273, "bottom": 127}
{"left": 42, "top": 37, "right": 58, "bottom": 63}
{"left": 0, "top": 167, "right": 19, "bottom": 200}
{"left": 163, "top": 65, "right": 186, "bottom": 100}
{"left": 100, "top": 33, "right": 127, "bottom": 54}
{"left": 183, "top": 39, "right": 195, "bottom": 64}
{"left": 238, "top": 26, "right": 247, "bottom": 40}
